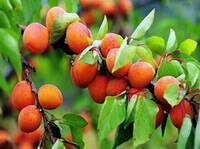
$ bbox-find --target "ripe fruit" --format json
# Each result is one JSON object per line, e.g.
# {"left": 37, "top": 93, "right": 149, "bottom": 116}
{"left": 106, "top": 48, "right": 132, "bottom": 77}
{"left": 46, "top": 6, "right": 66, "bottom": 32}
{"left": 128, "top": 62, "right": 155, "bottom": 88}
{"left": 80, "top": 10, "right": 96, "bottom": 27}
{"left": 154, "top": 76, "right": 180, "bottom": 105}
{"left": 18, "top": 105, "right": 42, "bottom": 133}
{"left": 118, "top": 0, "right": 133, "bottom": 14}
{"left": 80, "top": 0, "right": 92, "bottom": 8}
{"left": 66, "top": 22, "right": 92, "bottom": 54}
{"left": 38, "top": 84, "right": 63, "bottom": 110}
{"left": 73, "top": 53, "right": 98, "bottom": 85}
{"left": 88, "top": 74, "right": 110, "bottom": 103}
{"left": 11, "top": 81, "right": 35, "bottom": 111}
{"left": 106, "top": 77, "right": 128, "bottom": 96}
{"left": 79, "top": 112, "right": 92, "bottom": 132}
{"left": 101, "top": 33, "right": 122, "bottom": 57}
{"left": 170, "top": 100, "right": 194, "bottom": 128}
{"left": 127, "top": 88, "right": 147, "bottom": 100}
{"left": 19, "top": 142, "right": 34, "bottom": 149}
{"left": 0, "top": 130, "right": 9, "bottom": 143}
{"left": 156, "top": 104, "right": 164, "bottom": 128}
{"left": 64, "top": 134, "right": 74, "bottom": 148}
{"left": 100, "top": 0, "right": 116, "bottom": 16}
{"left": 23, "top": 23, "right": 49, "bottom": 54}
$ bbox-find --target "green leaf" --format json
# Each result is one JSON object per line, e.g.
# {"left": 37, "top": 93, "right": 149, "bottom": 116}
{"left": 113, "top": 122, "right": 133, "bottom": 149}
{"left": 179, "top": 39, "right": 197, "bottom": 55}
{"left": 22, "top": 0, "right": 42, "bottom": 23}
{"left": 186, "top": 62, "right": 199, "bottom": 87}
{"left": 70, "top": 126, "right": 84, "bottom": 149}
{"left": 166, "top": 29, "right": 177, "bottom": 53}
{"left": 177, "top": 115, "right": 192, "bottom": 149}
{"left": 47, "top": 0, "right": 58, "bottom": 7}
{"left": 0, "top": 29, "right": 21, "bottom": 80}
{"left": 164, "top": 84, "right": 180, "bottom": 106}
{"left": 50, "top": 13, "right": 80, "bottom": 44}
{"left": 156, "top": 60, "right": 178, "bottom": 81}
{"left": 145, "top": 36, "right": 165, "bottom": 55}
{"left": 78, "top": 45, "right": 97, "bottom": 64}
{"left": 98, "top": 96, "right": 126, "bottom": 144}
{"left": 133, "top": 98, "right": 158, "bottom": 148}
{"left": 170, "top": 60, "right": 184, "bottom": 75}
{"left": 10, "top": 0, "right": 22, "bottom": 10}
{"left": 52, "top": 139, "right": 65, "bottom": 149}
{"left": 0, "top": 71, "right": 10, "bottom": 95}
{"left": 63, "top": 113, "right": 88, "bottom": 128}
{"left": 194, "top": 111, "right": 200, "bottom": 149}
{"left": 96, "top": 16, "right": 108, "bottom": 40}
{"left": 64, "top": 0, "right": 78, "bottom": 13}
{"left": 131, "top": 9, "right": 155, "bottom": 40}
{"left": 0, "top": 10, "right": 11, "bottom": 28}
{"left": 112, "top": 45, "right": 136, "bottom": 73}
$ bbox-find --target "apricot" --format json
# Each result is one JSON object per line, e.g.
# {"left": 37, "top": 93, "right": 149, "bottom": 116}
{"left": 156, "top": 104, "right": 164, "bottom": 128}
{"left": 92, "top": 0, "right": 102, "bottom": 8}
{"left": 118, "top": 0, "right": 133, "bottom": 14}
{"left": 100, "top": 0, "right": 116, "bottom": 16}
{"left": 80, "top": 0, "right": 92, "bottom": 8}
{"left": 19, "top": 142, "right": 34, "bottom": 149}
{"left": 23, "top": 23, "right": 49, "bottom": 54}
{"left": 0, "top": 130, "right": 9, "bottom": 143}
{"left": 46, "top": 6, "right": 66, "bottom": 32}
{"left": 154, "top": 76, "right": 180, "bottom": 105}
{"left": 79, "top": 112, "right": 92, "bottom": 132}
{"left": 73, "top": 53, "right": 98, "bottom": 85}
{"left": 101, "top": 33, "right": 122, "bottom": 57}
{"left": 80, "top": 10, "right": 96, "bottom": 27}
{"left": 106, "top": 48, "right": 132, "bottom": 77}
{"left": 106, "top": 77, "right": 128, "bottom": 96}
{"left": 64, "top": 134, "right": 74, "bottom": 148}
{"left": 128, "top": 62, "right": 155, "bottom": 88}
{"left": 127, "top": 88, "right": 147, "bottom": 100}
{"left": 11, "top": 81, "right": 35, "bottom": 111}
{"left": 170, "top": 100, "right": 194, "bottom": 128}
{"left": 38, "top": 84, "right": 63, "bottom": 110}
{"left": 88, "top": 74, "right": 110, "bottom": 103}
{"left": 138, "top": 58, "right": 158, "bottom": 69}
{"left": 66, "top": 22, "right": 92, "bottom": 54}
{"left": 18, "top": 105, "right": 42, "bottom": 133}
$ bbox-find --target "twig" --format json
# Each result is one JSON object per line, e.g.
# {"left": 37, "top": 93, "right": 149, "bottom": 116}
{"left": 63, "top": 139, "right": 80, "bottom": 149}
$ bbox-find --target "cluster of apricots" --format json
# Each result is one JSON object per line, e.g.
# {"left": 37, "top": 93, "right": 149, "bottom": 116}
{"left": 11, "top": 81, "right": 63, "bottom": 133}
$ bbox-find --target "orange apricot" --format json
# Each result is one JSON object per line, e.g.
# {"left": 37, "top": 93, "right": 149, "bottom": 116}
{"left": 106, "top": 48, "right": 132, "bottom": 77}
{"left": 127, "top": 88, "right": 147, "bottom": 100}
{"left": 79, "top": 112, "right": 92, "bottom": 132}
{"left": 100, "top": 0, "right": 116, "bottom": 16}
{"left": 80, "top": 0, "right": 92, "bottom": 8}
{"left": 64, "top": 134, "right": 74, "bottom": 148}
{"left": 128, "top": 62, "right": 155, "bottom": 88}
{"left": 0, "top": 130, "right": 9, "bottom": 143}
{"left": 18, "top": 105, "right": 42, "bottom": 133}
{"left": 19, "top": 142, "right": 34, "bottom": 149}
{"left": 11, "top": 81, "right": 35, "bottom": 111}
{"left": 101, "top": 33, "right": 122, "bottom": 57}
{"left": 38, "top": 84, "right": 63, "bottom": 110}
{"left": 170, "top": 100, "right": 194, "bottom": 128}
{"left": 80, "top": 10, "right": 96, "bottom": 27}
{"left": 66, "top": 22, "right": 92, "bottom": 54}
{"left": 118, "top": 0, "right": 133, "bottom": 14}
{"left": 106, "top": 77, "right": 128, "bottom": 96}
{"left": 154, "top": 76, "right": 180, "bottom": 105}
{"left": 46, "top": 6, "right": 66, "bottom": 32}
{"left": 88, "top": 74, "right": 110, "bottom": 103}
{"left": 23, "top": 23, "right": 49, "bottom": 54}
{"left": 156, "top": 104, "right": 164, "bottom": 128}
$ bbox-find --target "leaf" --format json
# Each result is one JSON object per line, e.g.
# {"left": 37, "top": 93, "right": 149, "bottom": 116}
{"left": 96, "top": 16, "right": 108, "bottom": 40}
{"left": 50, "top": 13, "right": 80, "bottom": 44}
{"left": 133, "top": 98, "right": 158, "bottom": 148}
{"left": 70, "top": 126, "right": 84, "bottom": 149}
{"left": 145, "top": 36, "right": 165, "bottom": 55}
{"left": 0, "top": 10, "right": 10, "bottom": 28}
{"left": 113, "top": 122, "right": 133, "bottom": 149}
{"left": 10, "top": 0, "right": 22, "bottom": 10}
{"left": 112, "top": 45, "right": 136, "bottom": 73}
{"left": 194, "top": 111, "right": 200, "bottom": 149}
{"left": 131, "top": 9, "right": 155, "bottom": 40}
{"left": 0, "top": 71, "right": 10, "bottom": 95}
{"left": 164, "top": 84, "right": 180, "bottom": 106}
{"left": 52, "top": 139, "right": 65, "bottom": 149}
{"left": 98, "top": 96, "right": 126, "bottom": 144}
{"left": 47, "top": 0, "right": 58, "bottom": 7}
{"left": 64, "top": 0, "right": 78, "bottom": 13}
{"left": 179, "top": 39, "right": 197, "bottom": 55}
{"left": 177, "top": 115, "right": 192, "bottom": 149}
{"left": 0, "top": 29, "right": 21, "bottom": 80}
{"left": 170, "top": 60, "right": 184, "bottom": 75}
{"left": 63, "top": 113, "right": 88, "bottom": 128}
{"left": 156, "top": 60, "right": 178, "bottom": 81}
{"left": 166, "top": 29, "right": 177, "bottom": 53}
{"left": 186, "top": 62, "right": 199, "bottom": 87}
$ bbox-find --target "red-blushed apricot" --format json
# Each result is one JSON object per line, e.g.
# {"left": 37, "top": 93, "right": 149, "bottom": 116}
{"left": 78, "top": 112, "right": 92, "bottom": 132}
{"left": 23, "top": 23, "right": 49, "bottom": 54}
{"left": 0, "top": 130, "right": 9, "bottom": 143}
{"left": 46, "top": 6, "right": 66, "bottom": 32}
{"left": 100, "top": 0, "right": 116, "bottom": 16}
{"left": 101, "top": 33, "right": 122, "bottom": 57}
{"left": 106, "top": 77, "right": 128, "bottom": 96}
{"left": 92, "top": 0, "right": 102, "bottom": 8}
{"left": 80, "top": 0, "right": 92, "bottom": 8}
{"left": 66, "top": 22, "right": 92, "bottom": 54}
{"left": 138, "top": 58, "right": 158, "bottom": 69}
{"left": 118, "top": 0, "right": 133, "bottom": 14}
{"left": 11, "top": 81, "right": 35, "bottom": 111}
{"left": 38, "top": 84, "right": 63, "bottom": 110}
{"left": 64, "top": 134, "right": 74, "bottom": 148}
{"left": 160, "top": 102, "right": 172, "bottom": 113}
{"left": 88, "top": 74, "right": 110, "bottom": 103}
{"left": 156, "top": 104, "right": 164, "bottom": 128}
{"left": 128, "top": 62, "right": 155, "bottom": 88}
{"left": 80, "top": 10, "right": 96, "bottom": 26}
{"left": 19, "top": 142, "right": 34, "bottom": 149}
{"left": 127, "top": 88, "right": 147, "bottom": 100}
{"left": 73, "top": 54, "right": 98, "bottom": 85}
{"left": 18, "top": 105, "right": 42, "bottom": 133}
{"left": 106, "top": 48, "right": 132, "bottom": 77}
{"left": 170, "top": 100, "right": 194, "bottom": 128}
{"left": 154, "top": 76, "right": 180, "bottom": 105}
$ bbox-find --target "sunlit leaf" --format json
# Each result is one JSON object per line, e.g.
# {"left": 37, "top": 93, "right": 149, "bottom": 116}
{"left": 96, "top": 16, "right": 108, "bottom": 40}
{"left": 166, "top": 29, "right": 177, "bottom": 53}
{"left": 179, "top": 39, "right": 197, "bottom": 55}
